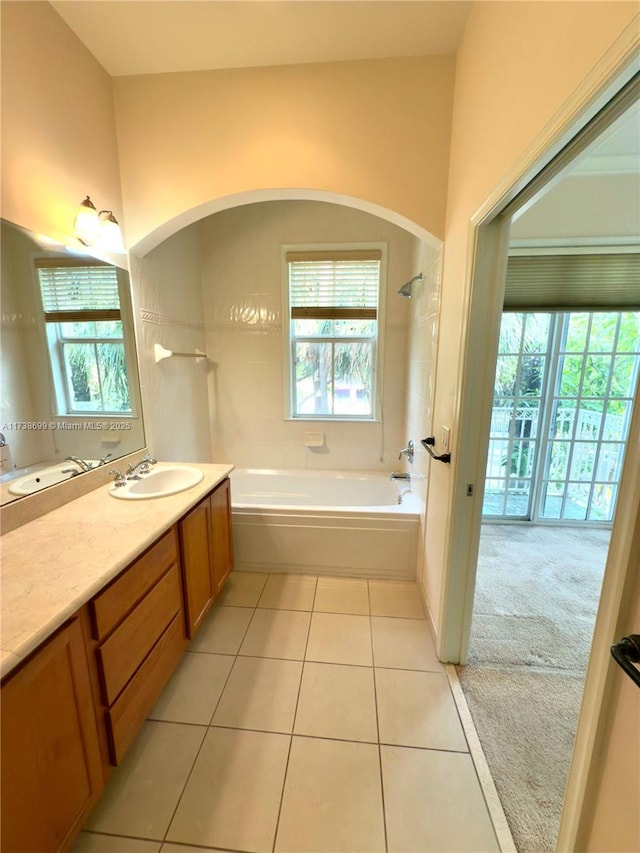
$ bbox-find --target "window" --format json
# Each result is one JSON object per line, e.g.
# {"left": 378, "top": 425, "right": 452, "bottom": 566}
{"left": 286, "top": 248, "right": 382, "bottom": 419}
{"left": 36, "top": 259, "right": 132, "bottom": 415}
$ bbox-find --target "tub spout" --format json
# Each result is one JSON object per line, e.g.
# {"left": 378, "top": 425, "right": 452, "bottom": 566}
{"left": 390, "top": 472, "right": 411, "bottom": 481}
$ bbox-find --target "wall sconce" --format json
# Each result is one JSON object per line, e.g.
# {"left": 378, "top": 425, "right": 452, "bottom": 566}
{"left": 73, "top": 196, "right": 125, "bottom": 254}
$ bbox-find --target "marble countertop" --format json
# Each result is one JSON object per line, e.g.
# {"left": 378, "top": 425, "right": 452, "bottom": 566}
{"left": 0, "top": 462, "right": 234, "bottom": 679}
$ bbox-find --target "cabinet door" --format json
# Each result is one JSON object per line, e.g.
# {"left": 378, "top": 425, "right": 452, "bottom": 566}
{"left": 180, "top": 495, "right": 215, "bottom": 638}
{"left": 1, "top": 618, "right": 104, "bottom": 853}
{"left": 211, "top": 478, "right": 234, "bottom": 594}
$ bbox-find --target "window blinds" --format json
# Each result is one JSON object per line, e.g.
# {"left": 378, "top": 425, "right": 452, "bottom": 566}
{"left": 36, "top": 260, "right": 121, "bottom": 321}
{"left": 504, "top": 253, "right": 640, "bottom": 311}
{"left": 287, "top": 251, "right": 381, "bottom": 320}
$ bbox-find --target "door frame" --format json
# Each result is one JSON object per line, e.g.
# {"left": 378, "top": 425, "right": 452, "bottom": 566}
{"left": 436, "top": 21, "right": 639, "bottom": 851}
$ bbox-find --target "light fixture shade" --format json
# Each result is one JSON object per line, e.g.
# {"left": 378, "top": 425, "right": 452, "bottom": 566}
{"left": 73, "top": 196, "right": 100, "bottom": 246}
{"left": 99, "top": 211, "right": 126, "bottom": 254}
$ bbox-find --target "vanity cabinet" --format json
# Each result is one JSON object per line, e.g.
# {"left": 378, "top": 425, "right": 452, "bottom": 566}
{"left": 1, "top": 617, "right": 104, "bottom": 853}
{"left": 180, "top": 478, "right": 234, "bottom": 638}
{"left": 88, "top": 528, "right": 187, "bottom": 765}
{"left": 0, "top": 473, "right": 234, "bottom": 852}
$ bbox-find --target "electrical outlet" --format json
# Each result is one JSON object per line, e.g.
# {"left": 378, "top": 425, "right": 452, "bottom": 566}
{"left": 441, "top": 426, "right": 451, "bottom": 453}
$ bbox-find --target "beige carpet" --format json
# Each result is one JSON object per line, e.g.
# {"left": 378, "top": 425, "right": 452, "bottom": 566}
{"left": 457, "top": 524, "right": 610, "bottom": 853}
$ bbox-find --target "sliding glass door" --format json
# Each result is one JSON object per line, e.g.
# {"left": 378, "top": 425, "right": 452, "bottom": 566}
{"left": 483, "top": 311, "right": 640, "bottom": 523}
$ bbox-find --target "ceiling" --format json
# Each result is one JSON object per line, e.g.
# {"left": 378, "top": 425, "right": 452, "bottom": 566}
{"left": 512, "top": 99, "right": 640, "bottom": 242}
{"left": 51, "top": 1, "right": 472, "bottom": 77}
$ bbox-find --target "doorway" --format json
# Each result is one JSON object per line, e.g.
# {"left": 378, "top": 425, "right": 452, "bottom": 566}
{"left": 453, "top": 79, "right": 639, "bottom": 852}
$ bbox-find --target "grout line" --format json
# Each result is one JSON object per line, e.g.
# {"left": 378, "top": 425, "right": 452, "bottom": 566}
{"left": 158, "top": 599, "right": 259, "bottom": 847}
{"left": 446, "top": 663, "right": 518, "bottom": 853}
{"left": 368, "top": 578, "right": 389, "bottom": 853}
{"left": 270, "top": 576, "right": 317, "bottom": 853}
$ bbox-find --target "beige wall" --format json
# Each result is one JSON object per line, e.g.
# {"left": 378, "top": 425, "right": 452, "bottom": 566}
{"left": 0, "top": 2, "right": 123, "bottom": 245}
{"left": 112, "top": 56, "right": 455, "bottom": 250}
{"left": 511, "top": 173, "right": 640, "bottom": 242}
{"left": 199, "top": 200, "right": 418, "bottom": 471}
{"left": 425, "top": 0, "right": 639, "bottom": 639}
{"left": 583, "top": 506, "right": 640, "bottom": 852}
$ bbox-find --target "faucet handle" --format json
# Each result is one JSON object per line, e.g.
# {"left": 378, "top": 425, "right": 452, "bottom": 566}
{"left": 108, "top": 468, "right": 127, "bottom": 486}
{"left": 398, "top": 440, "right": 415, "bottom": 463}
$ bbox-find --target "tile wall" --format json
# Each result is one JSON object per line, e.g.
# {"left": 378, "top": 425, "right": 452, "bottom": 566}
{"left": 404, "top": 241, "right": 443, "bottom": 598}
{"left": 199, "top": 200, "right": 419, "bottom": 471}
{"left": 132, "top": 227, "right": 212, "bottom": 464}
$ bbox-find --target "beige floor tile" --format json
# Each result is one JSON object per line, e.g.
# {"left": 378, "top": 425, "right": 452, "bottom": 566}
{"left": 372, "top": 616, "right": 443, "bottom": 671}
{"left": 84, "top": 721, "right": 205, "bottom": 839}
{"left": 275, "top": 737, "right": 385, "bottom": 852}
{"left": 213, "top": 656, "right": 303, "bottom": 732}
{"left": 215, "top": 571, "right": 268, "bottom": 607}
{"left": 166, "top": 727, "right": 290, "bottom": 853}
{"left": 188, "top": 605, "right": 253, "bottom": 654}
{"left": 73, "top": 834, "right": 161, "bottom": 853}
{"left": 258, "top": 573, "right": 317, "bottom": 610}
{"left": 376, "top": 668, "right": 468, "bottom": 751}
{"left": 382, "top": 746, "right": 499, "bottom": 852}
{"left": 239, "top": 608, "right": 311, "bottom": 659}
{"left": 305, "top": 612, "right": 372, "bottom": 665}
{"left": 148, "top": 651, "right": 233, "bottom": 725}
{"left": 294, "top": 662, "right": 378, "bottom": 742}
{"left": 314, "top": 576, "right": 370, "bottom": 615}
{"left": 369, "top": 580, "right": 425, "bottom": 618}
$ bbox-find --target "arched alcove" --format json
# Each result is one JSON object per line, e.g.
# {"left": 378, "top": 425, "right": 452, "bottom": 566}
{"left": 129, "top": 188, "right": 440, "bottom": 257}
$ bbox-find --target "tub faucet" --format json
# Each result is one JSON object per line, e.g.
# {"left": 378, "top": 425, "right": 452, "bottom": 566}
{"left": 64, "top": 455, "right": 93, "bottom": 472}
{"left": 398, "top": 440, "right": 414, "bottom": 464}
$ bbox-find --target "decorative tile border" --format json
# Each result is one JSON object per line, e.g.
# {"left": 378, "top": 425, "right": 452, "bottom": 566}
{"left": 140, "top": 309, "right": 205, "bottom": 334}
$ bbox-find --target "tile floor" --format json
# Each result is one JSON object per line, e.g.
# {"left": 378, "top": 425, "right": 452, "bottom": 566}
{"left": 74, "top": 572, "right": 500, "bottom": 853}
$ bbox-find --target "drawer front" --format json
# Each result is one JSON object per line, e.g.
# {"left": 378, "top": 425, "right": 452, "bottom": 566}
{"left": 91, "top": 529, "right": 179, "bottom": 641}
{"left": 106, "top": 613, "right": 186, "bottom": 765}
{"left": 97, "top": 564, "right": 182, "bottom": 706}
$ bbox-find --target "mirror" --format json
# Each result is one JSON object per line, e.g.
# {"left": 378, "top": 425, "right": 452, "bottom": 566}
{"left": 0, "top": 219, "right": 145, "bottom": 505}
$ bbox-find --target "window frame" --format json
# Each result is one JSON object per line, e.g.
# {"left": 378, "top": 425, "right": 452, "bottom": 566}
{"left": 282, "top": 243, "right": 387, "bottom": 422}
{"left": 34, "top": 258, "right": 139, "bottom": 418}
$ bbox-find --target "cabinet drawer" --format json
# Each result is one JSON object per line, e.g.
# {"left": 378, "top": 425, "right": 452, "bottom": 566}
{"left": 106, "top": 613, "right": 186, "bottom": 764}
{"left": 97, "top": 564, "right": 182, "bottom": 706}
{"left": 91, "top": 529, "right": 179, "bottom": 641}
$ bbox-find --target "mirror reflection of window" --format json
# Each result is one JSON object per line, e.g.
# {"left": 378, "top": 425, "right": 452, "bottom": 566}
{"left": 35, "top": 259, "right": 133, "bottom": 416}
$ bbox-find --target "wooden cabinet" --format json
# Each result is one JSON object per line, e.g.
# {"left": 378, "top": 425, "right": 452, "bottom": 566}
{"left": 211, "top": 477, "right": 234, "bottom": 593}
{"left": 1, "top": 617, "right": 104, "bottom": 853}
{"left": 180, "top": 478, "right": 234, "bottom": 638}
{"left": 180, "top": 495, "right": 216, "bottom": 638}
{"left": 89, "top": 528, "right": 186, "bottom": 765}
{"left": 0, "top": 474, "right": 234, "bottom": 852}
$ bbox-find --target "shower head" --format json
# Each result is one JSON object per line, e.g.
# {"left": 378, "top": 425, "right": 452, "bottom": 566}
{"left": 397, "top": 272, "right": 423, "bottom": 299}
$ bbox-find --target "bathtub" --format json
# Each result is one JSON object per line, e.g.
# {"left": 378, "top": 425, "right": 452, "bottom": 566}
{"left": 230, "top": 468, "right": 420, "bottom": 580}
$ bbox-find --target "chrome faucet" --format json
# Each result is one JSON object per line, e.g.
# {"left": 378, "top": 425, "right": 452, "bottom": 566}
{"left": 108, "top": 468, "right": 127, "bottom": 487}
{"left": 126, "top": 452, "right": 158, "bottom": 478}
{"left": 98, "top": 452, "right": 113, "bottom": 466}
{"left": 64, "top": 455, "right": 93, "bottom": 472}
{"left": 398, "top": 440, "right": 415, "bottom": 464}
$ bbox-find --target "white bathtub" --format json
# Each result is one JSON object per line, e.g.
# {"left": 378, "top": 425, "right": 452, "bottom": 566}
{"left": 230, "top": 468, "right": 420, "bottom": 580}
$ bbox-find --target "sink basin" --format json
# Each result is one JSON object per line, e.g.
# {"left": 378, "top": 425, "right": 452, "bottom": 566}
{"left": 8, "top": 462, "right": 90, "bottom": 496}
{"left": 109, "top": 465, "right": 204, "bottom": 500}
